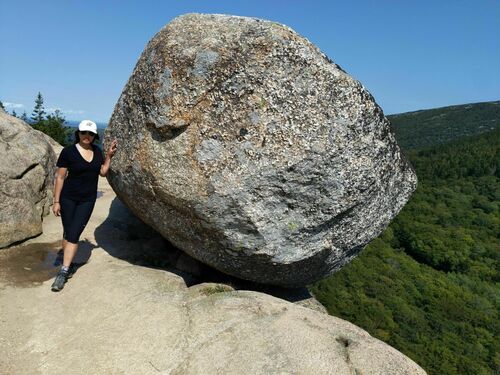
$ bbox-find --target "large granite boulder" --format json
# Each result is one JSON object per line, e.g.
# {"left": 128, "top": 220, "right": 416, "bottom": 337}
{"left": 0, "top": 110, "right": 57, "bottom": 248}
{"left": 105, "top": 13, "right": 417, "bottom": 287}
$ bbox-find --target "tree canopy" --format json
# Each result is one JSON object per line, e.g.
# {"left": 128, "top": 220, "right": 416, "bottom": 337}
{"left": 310, "top": 129, "right": 499, "bottom": 375}
{"left": 28, "top": 92, "right": 71, "bottom": 146}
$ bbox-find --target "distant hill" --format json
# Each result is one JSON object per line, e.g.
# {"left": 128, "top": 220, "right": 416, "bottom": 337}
{"left": 388, "top": 100, "right": 500, "bottom": 149}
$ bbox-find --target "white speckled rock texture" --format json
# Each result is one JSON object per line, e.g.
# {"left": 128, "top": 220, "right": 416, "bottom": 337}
{"left": 0, "top": 110, "right": 57, "bottom": 248}
{"left": 105, "top": 13, "right": 417, "bottom": 286}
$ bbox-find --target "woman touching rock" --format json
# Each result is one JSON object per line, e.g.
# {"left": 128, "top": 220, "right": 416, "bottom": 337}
{"left": 51, "top": 120, "right": 117, "bottom": 292}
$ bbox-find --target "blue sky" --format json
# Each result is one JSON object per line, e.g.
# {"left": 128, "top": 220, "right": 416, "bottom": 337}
{"left": 1, "top": 0, "right": 498, "bottom": 123}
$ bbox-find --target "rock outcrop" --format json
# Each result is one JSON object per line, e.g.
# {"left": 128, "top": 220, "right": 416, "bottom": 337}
{"left": 0, "top": 181, "right": 426, "bottom": 374}
{"left": 105, "top": 13, "right": 417, "bottom": 286}
{"left": 0, "top": 110, "right": 57, "bottom": 248}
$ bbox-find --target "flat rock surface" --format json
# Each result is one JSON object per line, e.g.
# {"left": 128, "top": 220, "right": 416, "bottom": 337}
{"left": 0, "top": 178, "right": 425, "bottom": 374}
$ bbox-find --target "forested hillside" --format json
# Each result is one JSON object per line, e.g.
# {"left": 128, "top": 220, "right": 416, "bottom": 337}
{"left": 388, "top": 100, "right": 500, "bottom": 149}
{"left": 310, "top": 127, "right": 499, "bottom": 374}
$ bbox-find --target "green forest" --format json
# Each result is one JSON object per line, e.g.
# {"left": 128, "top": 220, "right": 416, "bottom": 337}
{"left": 387, "top": 100, "right": 500, "bottom": 150}
{"left": 310, "top": 103, "right": 499, "bottom": 375}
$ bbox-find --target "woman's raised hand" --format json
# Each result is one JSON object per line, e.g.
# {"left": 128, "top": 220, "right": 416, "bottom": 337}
{"left": 107, "top": 139, "right": 118, "bottom": 158}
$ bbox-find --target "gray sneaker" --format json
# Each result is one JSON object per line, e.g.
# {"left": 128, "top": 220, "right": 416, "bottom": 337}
{"left": 51, "top": 269, "right": 69, "bottom": 292}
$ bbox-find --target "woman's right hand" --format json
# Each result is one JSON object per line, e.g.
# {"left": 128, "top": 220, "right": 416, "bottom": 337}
{"left": 53, "top": 202, "right": 61, "bottom": 216}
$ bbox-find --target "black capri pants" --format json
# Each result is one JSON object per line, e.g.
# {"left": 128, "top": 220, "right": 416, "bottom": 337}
{"left": 60, "top": 198, "right": 96, "bottom": 244}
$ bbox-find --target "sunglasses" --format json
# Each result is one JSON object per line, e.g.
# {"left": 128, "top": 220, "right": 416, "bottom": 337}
{"left": 80, "top": 131, "right": 96, "bottom": 136}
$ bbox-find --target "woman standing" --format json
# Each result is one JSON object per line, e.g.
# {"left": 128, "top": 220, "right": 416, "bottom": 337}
{"left": 51, "top": 120, "right": 117, "bottom": 292}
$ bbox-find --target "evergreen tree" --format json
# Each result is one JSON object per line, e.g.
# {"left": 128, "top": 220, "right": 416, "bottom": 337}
{"left": 31, "top": 92, "right": 46, "bottom": 124}
{"left": 33, "top": 109, "right": 71, "bottom": 146}
{"left": 20, "top": 111, "right": 29, "bottom": 122}
{"left": 11, "top": 110, "right": 17, "bottom": 117}
{"left": 0, "top": 100, "right": 5, "bottom": 111}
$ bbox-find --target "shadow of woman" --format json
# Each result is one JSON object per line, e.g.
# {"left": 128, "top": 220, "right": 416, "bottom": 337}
{"left": 54, "top": 239, "right": 98, "bottom": 276}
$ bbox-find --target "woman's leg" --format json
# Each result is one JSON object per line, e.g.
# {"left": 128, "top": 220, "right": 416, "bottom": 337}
{"left": 53, "top": 198, "right": 79, "bottom": 291}
{"left": 60, "top": 197, "right": 77, "bottom": 265}
{"left": 62, "top": 200, "right": 96, "bottom": 267}
{"left": 62, "top": 242, "right": 79, "bottom": 268}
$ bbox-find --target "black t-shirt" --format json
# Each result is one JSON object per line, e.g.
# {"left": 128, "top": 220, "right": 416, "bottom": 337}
{"left": 56, "top": 144, "right": 104, "bottom": 201}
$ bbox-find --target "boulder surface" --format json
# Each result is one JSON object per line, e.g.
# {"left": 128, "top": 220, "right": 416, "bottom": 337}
{"left": 0, "top": 110, "right": 57, "bottom": 248}
{"left": 105, "top": 13, "right": 417, "bottom": 286}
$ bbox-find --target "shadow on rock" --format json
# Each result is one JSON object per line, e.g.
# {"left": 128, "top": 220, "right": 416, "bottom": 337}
{"left": 94, "top": 197, "right": 316, "bottom": 304}
{"left": 53, "top": 239, "right": 97, "bottom": 278}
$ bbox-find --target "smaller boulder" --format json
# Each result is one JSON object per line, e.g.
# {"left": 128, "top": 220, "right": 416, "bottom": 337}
{"left": 0, "top": 111, "right": 57, "bottom": 248}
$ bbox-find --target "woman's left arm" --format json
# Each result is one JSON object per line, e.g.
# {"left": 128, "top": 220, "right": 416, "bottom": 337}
{"left": 100, "top": 139, "right": 118, "bottom": 177}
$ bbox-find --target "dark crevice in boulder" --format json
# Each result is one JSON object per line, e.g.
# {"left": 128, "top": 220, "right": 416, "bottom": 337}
{"left": 301, "top": 203, "right": 361, "bottom": 237}
{"left": 336, "top": 336, "right": 353, "bottom": 366}
{"left": 146, "top": 122, "right": 188, "bottom": 141}
{"left": 13, "top": 163, "right": 39, "bottom": 180}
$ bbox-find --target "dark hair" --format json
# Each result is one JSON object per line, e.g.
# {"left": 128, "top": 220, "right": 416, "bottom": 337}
{"left": 73, "top": 130, "right": 100, "bottom": 144}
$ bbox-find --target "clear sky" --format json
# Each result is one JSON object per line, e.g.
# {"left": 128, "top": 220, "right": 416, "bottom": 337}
{"left": 1, "top": 0, "right": 498, "bottom": 123}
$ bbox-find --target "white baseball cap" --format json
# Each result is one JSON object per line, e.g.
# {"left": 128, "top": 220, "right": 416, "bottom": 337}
{"left": 78, "top": 120, "right": 97, "bottom": 134}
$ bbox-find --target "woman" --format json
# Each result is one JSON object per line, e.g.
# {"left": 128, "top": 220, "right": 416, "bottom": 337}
{"left": 51, "top": 120, "right": 117, "bottom": 292}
